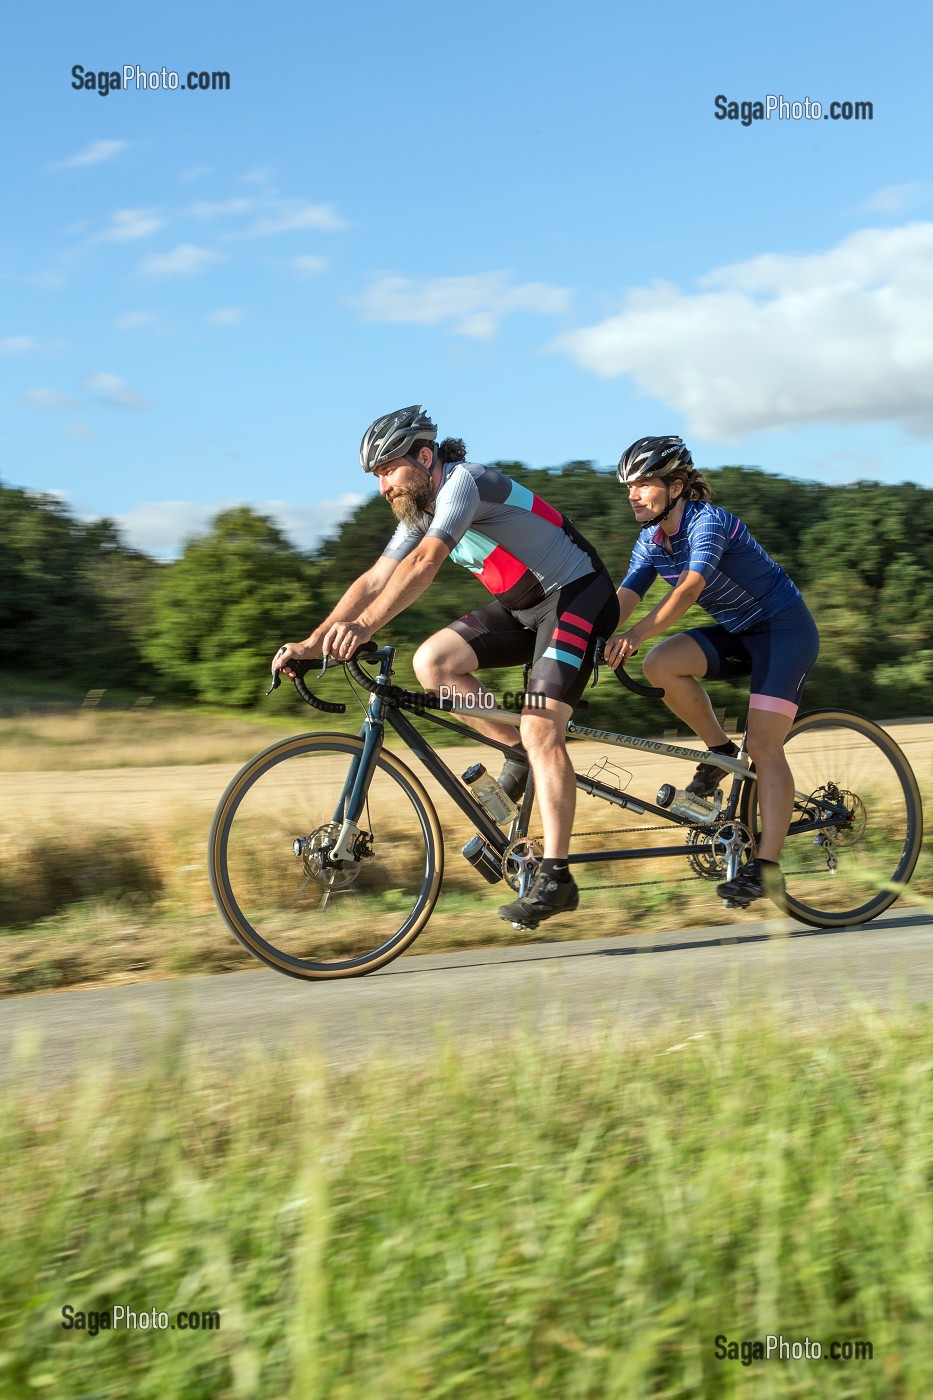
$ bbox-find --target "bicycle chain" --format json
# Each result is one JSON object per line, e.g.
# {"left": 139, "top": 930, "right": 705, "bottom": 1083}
{"left": 570, "top": 825, "right": 670, "bottom": 837}
{"left": 528, "top": 823, "right": 717, "bottom": 891}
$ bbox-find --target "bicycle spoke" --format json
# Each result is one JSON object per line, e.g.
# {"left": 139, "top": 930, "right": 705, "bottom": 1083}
{"left": 741, "top": 710, "right": 922, "bottom": 927}
{"left": 209, "top": 734, "right": 443, "bottom": 978}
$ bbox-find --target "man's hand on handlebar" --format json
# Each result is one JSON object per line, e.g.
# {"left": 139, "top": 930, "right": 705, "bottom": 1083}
{"left": 270, "top": 629, "right": 378, "bottom": 686}
{"left": 320, "top": 621, "right": 375, "bottom": 661}
{"left": 602, "top": 633, "right": 640, "bottom": 669}
{"left": 271, "top": 641, "right": 317, "bottom": 681}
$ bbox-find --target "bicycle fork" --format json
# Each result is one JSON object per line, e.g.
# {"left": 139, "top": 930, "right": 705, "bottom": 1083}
{"left": 292, "top": 720, "right": 387, "bottom": 909}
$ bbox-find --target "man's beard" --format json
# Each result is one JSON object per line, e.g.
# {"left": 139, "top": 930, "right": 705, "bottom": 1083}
{"left": 389, "top": 473, "right": 434, "bottom": 528}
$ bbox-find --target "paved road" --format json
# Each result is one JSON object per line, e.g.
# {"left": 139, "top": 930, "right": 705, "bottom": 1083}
{"left": 4, "top": 908, "right": 932, "bottom": 1083}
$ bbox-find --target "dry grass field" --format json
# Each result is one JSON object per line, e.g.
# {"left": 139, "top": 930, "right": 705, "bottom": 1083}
{"left": 1, "top": 708, "right": 930, "bottom": 995}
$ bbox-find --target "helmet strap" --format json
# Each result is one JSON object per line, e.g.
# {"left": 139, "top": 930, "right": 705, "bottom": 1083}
{"left": 403, "top": 444, "right": 440, "bottom": 509}
{"left": 404, "top": 443, "right": 437, "bottom": 476}
{"left": 639, "top": 482, "right": 682, "bottom": 532}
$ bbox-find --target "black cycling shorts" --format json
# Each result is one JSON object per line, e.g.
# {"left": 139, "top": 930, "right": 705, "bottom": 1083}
{"left": 448, "top": 569, "right": 621, "bottom": 709}
{"left": 687, "top": 600, "right": 820, "bottom": 718}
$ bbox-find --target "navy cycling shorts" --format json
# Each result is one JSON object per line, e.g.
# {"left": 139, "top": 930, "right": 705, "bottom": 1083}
{"left": 686, "top": 601, "right": 820, "bottom": 719}
{"left": 448, "top": 568, "right": 620, "bottom": 709}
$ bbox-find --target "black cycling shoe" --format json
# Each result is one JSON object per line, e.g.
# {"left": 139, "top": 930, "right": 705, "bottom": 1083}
{"left": 498, "top": 872, "right": 579, "bottom": 929}
{"left": 687, "top": 742, "right": 739, "bottom": 798}
{"left": 717, "top": 859, "right": 785, "bottom": 910}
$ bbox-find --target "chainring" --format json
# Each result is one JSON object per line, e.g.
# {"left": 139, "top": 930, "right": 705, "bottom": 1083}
{"left": 502, "top": 836, "right": 544, "bottom": 892}
{"left": 687, "top": 817, "right": 755, "bottom": 881}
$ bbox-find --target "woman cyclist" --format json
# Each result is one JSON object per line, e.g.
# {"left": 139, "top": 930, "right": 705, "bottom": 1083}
{"left": 603, "top": 436, "right": 820, "bottom": 908}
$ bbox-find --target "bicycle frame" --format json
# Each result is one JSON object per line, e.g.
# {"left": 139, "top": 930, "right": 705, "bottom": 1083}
{"left": 330, "top": 647, "right": 761, "bottom": 882}
{"left": 320, "top": 645, "right": 854, "bottom": 898}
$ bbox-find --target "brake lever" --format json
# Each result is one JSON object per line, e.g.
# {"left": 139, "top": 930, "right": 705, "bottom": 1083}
{"left": 265, "top": 653, "right": 322, "bottom": 697}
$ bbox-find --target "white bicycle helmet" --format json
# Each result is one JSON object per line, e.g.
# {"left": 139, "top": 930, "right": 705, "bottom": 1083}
{"left": 616, "top": 436, "right": 693, "bottom": 485}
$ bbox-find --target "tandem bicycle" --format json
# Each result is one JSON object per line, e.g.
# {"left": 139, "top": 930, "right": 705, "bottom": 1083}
{"left": 208, "top": 643, "right": 923, "bottom": 980}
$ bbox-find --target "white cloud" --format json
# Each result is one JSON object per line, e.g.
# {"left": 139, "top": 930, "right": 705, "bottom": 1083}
{"left": 114, "top": 501, "right": 219, "bottom": 556}
{"left": 140, "top": 244, "right": 222, "bottom": 276}
{"left": 27, "top": 270, "right": 67, "bottom": 291}
{"left": 82, "top": 372, "right": 151, "bottom": 410}
{"left": 115, "top": 494, "right": 364, "bottom": 558}
{"left": 356, "top": 273, "right": 572, "bottom": 339}
{"left": 1, "top": 335, "right": 68, "bottom": 353}
{"left": 1, "top": 336, "right": 41, "bottom": 354}
{"left": 114, "top": 310, "right": 161, "bottom": 330}
{"left": 22, "top": 388, "right": 82, "bottom": 411}
{"left": 190, "top": 197, "right": 255, "bottom": 219}
{"left": 553, "top": 222, "right": 933, "bottom": 440}
{"left": 68, "top": 423, "right": 96, "bottom": 440}
{"left": 180, "top": 165, "right": 214, "bottom": 183}
{"left": 235, "top": 200, "right": 348, "bottom": 237}
{"left": 206, "top": 307, "right": 243, "bottom": 326}
{"left": 97, "top": 208, "right": 165, "bottom": 242}
{"left": 243, "top": 166, "right": 275, "bottom": 186}
{"left": 56, "top": 139, "right": 128, "bottom": 169}
{"left": 280, "top": 254, "right": 330, "bottom": 277}
{"left": 263, "top": 496, "right": 366, "bottom": 552}
{"left": 861, "top": 183, "right": 932, "bottom": 214}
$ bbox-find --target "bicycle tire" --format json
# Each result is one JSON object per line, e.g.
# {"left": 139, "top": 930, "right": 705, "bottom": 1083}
{"left": 209, "top": 732, "right": 444, "bottom": 979}
{"left": 739, "top": 708, "right": 923, "bottom": 927}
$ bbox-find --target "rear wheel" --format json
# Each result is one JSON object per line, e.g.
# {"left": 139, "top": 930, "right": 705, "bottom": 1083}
{"left": 209, "top": 732, "right": 444, "bottom": 979}
{"left": 740, "top": 709, "right": 923, "bottom": 927}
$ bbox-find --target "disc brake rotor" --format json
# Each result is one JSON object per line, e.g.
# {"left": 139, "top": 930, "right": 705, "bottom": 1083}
{"left": 813, "top": 789, "right": 867, "bottom": 847}
{"left": 295, "top": 823, "right": 361, "bottom": 890}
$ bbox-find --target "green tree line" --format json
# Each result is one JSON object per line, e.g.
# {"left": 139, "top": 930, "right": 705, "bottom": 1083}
{"left": 2, "top": 467, "right": 931, "bottom": 728}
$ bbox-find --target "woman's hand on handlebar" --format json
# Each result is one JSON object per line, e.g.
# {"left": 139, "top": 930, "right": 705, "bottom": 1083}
{"left": 602, "top": 632, "right": 640, "bottom": 669}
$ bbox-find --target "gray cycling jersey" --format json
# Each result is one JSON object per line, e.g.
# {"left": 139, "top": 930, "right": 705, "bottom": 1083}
{"left": 382, "top": 461, "right": 599, "bottom": 608}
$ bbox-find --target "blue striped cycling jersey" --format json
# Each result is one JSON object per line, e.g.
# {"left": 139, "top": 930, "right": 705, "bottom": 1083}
{"left": 620, "top": 500, "right": 802, "bottom": 633}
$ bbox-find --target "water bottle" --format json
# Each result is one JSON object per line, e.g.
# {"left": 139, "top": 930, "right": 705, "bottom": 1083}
{"left": 461, "top": 764, "right": 519, "bottom": 825}
{"left": 657, "top": 783, "right": 721, "bottom": 824}
{"left": 461, "top": 834, "right": 504, "bottom": 884}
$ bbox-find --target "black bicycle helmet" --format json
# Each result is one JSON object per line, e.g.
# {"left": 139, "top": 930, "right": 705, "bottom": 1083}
{"left": 616, "top": 435, "right": 693, "bottom": 486}
{"left": 360, "top": 405, "right": 437, "bottom": 473}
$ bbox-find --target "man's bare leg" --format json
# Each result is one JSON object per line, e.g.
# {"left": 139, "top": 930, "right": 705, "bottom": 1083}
{"left": 519, "top": 699, "right": 575, "bottom": 858}
{"left": 412, "top": 628, "right": 524, "bottom": 746}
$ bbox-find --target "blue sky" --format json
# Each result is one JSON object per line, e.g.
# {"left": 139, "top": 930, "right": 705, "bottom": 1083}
{"left": 5, "top": 0, "right": 932, "bottom": 556}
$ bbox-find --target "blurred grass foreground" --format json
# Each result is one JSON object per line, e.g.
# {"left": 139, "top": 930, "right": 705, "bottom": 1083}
{"left": 3, "top": 1010, "right": 933, "bottom": 1398}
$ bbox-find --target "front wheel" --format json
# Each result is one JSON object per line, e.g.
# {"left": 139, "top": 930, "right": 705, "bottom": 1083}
{"left": 209, "top": 733, "right": 444, "bottom": 979}
{"left": 740, "top": 709, "right": 923, "bottom": 927}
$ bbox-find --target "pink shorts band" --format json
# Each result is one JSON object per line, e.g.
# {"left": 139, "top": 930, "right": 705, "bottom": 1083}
{"left": 748, "top": 693, "right": 798, "bottom": 719}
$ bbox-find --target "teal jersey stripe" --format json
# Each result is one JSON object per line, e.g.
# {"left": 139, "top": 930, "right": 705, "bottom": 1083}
{"left": 543, "top": 645, "right": 583, "bottom": 669}
{"left": 449, "top": 527, "right": 497, "bottom": 573}
{"left": 504, "top": 479, "right": 535, "bottom": 512}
